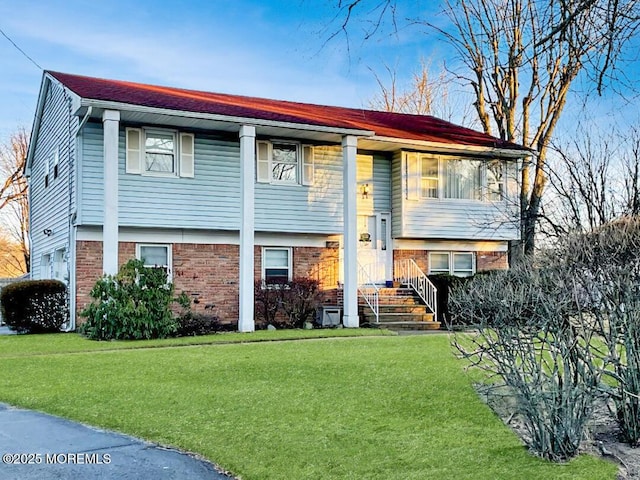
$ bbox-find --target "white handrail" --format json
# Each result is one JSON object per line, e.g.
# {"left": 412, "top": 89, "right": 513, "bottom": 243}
{"left": 358, "top": 262, "right": 379, "bottom": 323}
{"left": 394, "top": 259, "right": 438, "bottom": 321}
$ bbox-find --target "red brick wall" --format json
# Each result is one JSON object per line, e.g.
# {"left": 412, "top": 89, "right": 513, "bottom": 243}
{"left": 393, "top": 250, "right": 430, "bottom": 275}
{"left": 75, "top": 241, "right": 341, "bottom": 326}
{"left": 476, "top": 251, "right": 508, "bottom": 271}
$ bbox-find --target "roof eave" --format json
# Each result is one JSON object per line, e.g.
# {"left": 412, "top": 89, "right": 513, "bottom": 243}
{"left": 368, "top": 135, "right": 531, "bottom": 158}
{"left": 80, "top": 99, "right": 376, "bottom": 138}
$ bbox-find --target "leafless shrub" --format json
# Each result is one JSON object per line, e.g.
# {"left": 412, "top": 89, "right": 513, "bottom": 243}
{"left": 561, "top": 217, "right": 640, "bottom": 445}
{"left": 450, "top": 260, "right": 602, "bottom": 461}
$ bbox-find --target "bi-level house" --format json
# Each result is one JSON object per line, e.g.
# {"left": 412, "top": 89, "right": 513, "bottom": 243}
{"left": 26, "top": 71, "right": 528, "bottom": 331}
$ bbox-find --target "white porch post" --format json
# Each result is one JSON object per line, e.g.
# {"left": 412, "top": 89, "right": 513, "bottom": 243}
{"left": 102, "top": 110, "right": 120, "bottom": 275}
{"left": 239, "top": 125, "right": 256, "bottom": 332}
{"left": 342, "top": 135, "right": 359, "bottom": 327}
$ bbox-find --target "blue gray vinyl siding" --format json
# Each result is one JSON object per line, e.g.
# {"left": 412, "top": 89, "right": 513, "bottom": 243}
{"left": 30, "top": 80, "right": 78, "bottom": 279}
{"left": 355, "top": 153, "right": 390, "bottom": 216}
{"left": 372, "top": 153, "right": 391, "bottom": 212}
{"left": 81, "top": 122, "right": 240, "bottom": 229}
{"left": 391, "top": 151, "right": 403, "bottom": 238}
{"left": 255, "top": 146, "right": 343, "bottom": 233}
{"left": 391, "top": 151, "right": 520, "bottom": 241}
{"left": 81, "top": 127, "right": 344, "bottom": 234}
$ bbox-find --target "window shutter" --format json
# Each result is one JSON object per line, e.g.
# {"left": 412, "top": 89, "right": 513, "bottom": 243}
{"left": 179, "top": 133, "right": 195, "bottom": 178}
{"left": 405, "top": 152, "right": 420, "bottom": 200}
{"left": 256, "top": 141, "right": 271, "bottom": 183}
{"left": 302, "top": 145, "right": 314, "bottom": 186}
{"left": 126, "top": 128, "right": 142, "bottom": 174}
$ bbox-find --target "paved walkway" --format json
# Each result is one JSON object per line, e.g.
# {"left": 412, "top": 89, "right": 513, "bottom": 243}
{"left": 0, "top": 403, "right": 234, "bottom": 479}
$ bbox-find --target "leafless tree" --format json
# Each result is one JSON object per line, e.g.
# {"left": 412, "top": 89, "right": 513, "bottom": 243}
{"left": 328, "top": 0, "right": 640, "bottom": 255}
{"left": 540, "top": 125, "right": 640, "bottom": 238}
{"left": 0, "top": 128, "right": 29, "bottom": 273}
{"left": 368, "top": 60, "right": 476, "bottom": 124}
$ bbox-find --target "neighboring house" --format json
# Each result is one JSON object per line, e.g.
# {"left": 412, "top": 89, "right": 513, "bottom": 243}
{"left": 26, "top": 71, "right": 528, "bottom": 331}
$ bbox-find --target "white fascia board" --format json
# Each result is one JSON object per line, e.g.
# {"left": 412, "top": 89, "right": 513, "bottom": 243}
{"left": 26, "top": 73, "right": 82, "bottom": 174}
{"left": 25, "top": 73, "right": 50, "bottom": 174}
{"left": 394, "top": 239, "right": 509, "bottom": 252}
{"left": 370, "top": 135, "right": 531, "bottom": 158}
{"left": 76, "top": 227, "right": 337, "bottom": 247}
{"left": 80, "top": 99, "right": 375, "bottom": 138}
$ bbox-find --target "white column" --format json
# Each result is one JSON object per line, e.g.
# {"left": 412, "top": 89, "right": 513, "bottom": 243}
{"left": 238, "top": 125, "right": 256, "bottom": 332}
{"left": 342, "top": 135, "right": 359, "bottom": 327}
{"left": 102, "top": 110, "right": 120, "bottom": 275}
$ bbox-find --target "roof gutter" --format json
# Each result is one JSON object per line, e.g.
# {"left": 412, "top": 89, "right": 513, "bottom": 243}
{"left": 369, "top": 135, "right": 532, "bottom": 158}
{"left": 79, "top": 99, "right": 376, "bottom": 138}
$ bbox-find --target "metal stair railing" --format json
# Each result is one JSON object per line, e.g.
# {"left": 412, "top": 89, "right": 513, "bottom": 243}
{"left": 357, "top": 262, "right": 379, "bottom": 323}
{"left": 394, "top": 258, "right": 438, "bottom": 321}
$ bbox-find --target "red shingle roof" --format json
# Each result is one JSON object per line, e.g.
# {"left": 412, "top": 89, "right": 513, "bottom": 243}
{"left": 48, "top": 71, "right": 525, "bottom": 150}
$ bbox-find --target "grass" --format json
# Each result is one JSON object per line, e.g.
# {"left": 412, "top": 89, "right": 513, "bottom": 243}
{"left": 0, "top": 332, "right": 617, "bottom": 479}
{"left": 0, "top": 328, "right": 394, "bottom": 358}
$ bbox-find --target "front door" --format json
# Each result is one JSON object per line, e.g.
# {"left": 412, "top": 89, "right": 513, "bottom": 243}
{"left": 357, "top": 213, "right": 392, "bottom": 284}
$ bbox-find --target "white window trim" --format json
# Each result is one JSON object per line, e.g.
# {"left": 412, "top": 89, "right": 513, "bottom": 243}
{"left": 142, "top": 128, "right": 178, "bottom": 177}
{"left": 428, "top": 251, "right": 476, "bottom": 277}
{"left": 40, "top": 253, "right": 52, "bottom": 279}
{"left": 418, "top": 154, "right": 506, "bottom": 203}
{"left": 261, "top": 247, "right": 293, "bottom": 283}
{"left": 256, "top": 140, "right": 314, "bottom": 186}
{"left": 126, "top": 127, "right": 194, "bottom": 178}
{"left": 136, "top": 243, "right": 173, "bottom": 282}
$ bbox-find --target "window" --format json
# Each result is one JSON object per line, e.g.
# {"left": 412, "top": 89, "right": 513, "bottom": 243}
{"left": 145, "top": 130, "right": 175, "bottom": 174}
{"left": 421, "top": 156, "right": 438, "bottom": 198}
{"left": 429, "top": 252, "right": 450, "bottom": 275}
{"left": 40, "top": 254, "right": 51, "bottom": 279}
{"left": 53, "top": 248, "right": 66, "bottom": 282}
{"left": 419, "top": 154, "right": 506, "bottom": 201}
{"left": 486, "top": 160, "right": 504, "bottom": 201}
{"left": 256, "top": 140, "right": 314, "bottom": 185}
{"left": 452, "top": 253, "right": 475, "bottom": 277}
{"left": 126, "top": 128, "right": 194, "bottom": 178}
{"left": 136, "top": 244, "right": 172, "bottom": 281}
{"left": 44, "top": 156, "right": 50, "bottom": 188}
{"left": 262, "top": 247, "right": 292, "bottom": 284}
{"left": 53, "top": 147, "right": 59, "bottom": 180}
{"left": 443, "top": 158, "right": 482, "bottom": 200}
{"left": 429, "top": 252, "right": 475, "bottom": 277}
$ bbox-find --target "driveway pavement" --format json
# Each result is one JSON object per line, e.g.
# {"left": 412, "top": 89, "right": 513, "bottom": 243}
{"left": 0, "top": 403, "right": 235, "bottom": 479}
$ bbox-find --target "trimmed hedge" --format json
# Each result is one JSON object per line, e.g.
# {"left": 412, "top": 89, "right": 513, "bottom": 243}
{"left": 0, "top": 280, "right": 68, "bottom": 333}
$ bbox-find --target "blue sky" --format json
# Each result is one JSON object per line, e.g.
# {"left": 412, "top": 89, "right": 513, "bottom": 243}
{"left": 0, "top": 0, "right": 444, "bottom": 143}
{"left": 0, "top": 0, "right": 637, "bottom": 145}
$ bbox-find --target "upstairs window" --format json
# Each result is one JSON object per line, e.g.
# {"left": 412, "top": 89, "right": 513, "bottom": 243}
{"left": 145, "top": 131, "right": 175, "bottom": 174}
{"left": 486, "top": 160, "right": 505, "bottom": 201}
{"left": 417, "top": 154, "right": 507, "bottom": 201}
{"left": 443, "top": 158, "right": 482, "bottom": 200}
{"left": 421, "top": 156, "right": 439, "bottom": 198}
{"left": 256, "top": 140, "right": 314, "bottom": 185}
{"left": 126, "top": 128, "right": 194, "bottom": 178}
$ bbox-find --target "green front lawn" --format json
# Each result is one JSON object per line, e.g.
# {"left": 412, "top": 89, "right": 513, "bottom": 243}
{"left": 0, "top": 333, "right": 616, "bottom": 479}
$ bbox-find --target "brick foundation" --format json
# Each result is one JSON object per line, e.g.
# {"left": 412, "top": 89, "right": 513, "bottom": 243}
{"left": 476, "top": 251, "right": 508, "bottom": 271}
{"left": 75, "top": 241, "right": 341, "bottom": 327}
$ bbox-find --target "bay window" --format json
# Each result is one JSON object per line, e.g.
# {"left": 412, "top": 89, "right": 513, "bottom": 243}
{"left": 419, "top": 154, "right": 507, "bottom": 201}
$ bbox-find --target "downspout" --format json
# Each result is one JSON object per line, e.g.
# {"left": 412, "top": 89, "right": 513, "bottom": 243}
{"left": 65, "top": 106, "right": 92, "bottom": 331}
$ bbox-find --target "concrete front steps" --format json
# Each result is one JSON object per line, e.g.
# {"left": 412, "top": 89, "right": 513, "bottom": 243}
{"left": 359, "top": 287, "right": 441, "bottom": 332}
